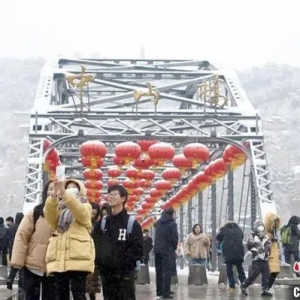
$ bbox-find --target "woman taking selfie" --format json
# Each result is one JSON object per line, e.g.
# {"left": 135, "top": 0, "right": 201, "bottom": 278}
{"left": 44, "top": 178, "right": 95, "bottom": 300}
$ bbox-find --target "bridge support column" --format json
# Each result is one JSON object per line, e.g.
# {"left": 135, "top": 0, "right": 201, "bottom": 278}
{"left": 211, "top": 183, "right": 217, "bottom": 271}
{"left": 250, "top": 170, "right": 257, "bottom": 228}
{"left": 188, "top": 199, "right": 193, "bottom": 233}
{"left": 179, "top": 204, "right": 184, "bottom": 269}
{"left": 227, "top": 171, "right": 234, "bottom": 221}
{"left": 198, "top": 192, "right": 203, "bottom": 229}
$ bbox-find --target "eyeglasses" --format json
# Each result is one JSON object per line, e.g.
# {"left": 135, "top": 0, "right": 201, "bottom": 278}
{"left": 108, "top": 193, "right": 120, "bottom": 198}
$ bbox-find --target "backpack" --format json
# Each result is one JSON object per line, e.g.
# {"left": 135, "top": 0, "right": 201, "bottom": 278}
{"left": 281, "top": 226, "right": 292, "bottom": 245}
{"left": 101, "top": 215, "right": 141, "bottom": 271}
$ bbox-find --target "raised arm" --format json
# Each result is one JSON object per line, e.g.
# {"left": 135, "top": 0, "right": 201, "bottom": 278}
{"left": 44, "top": 196, "right": 60, "bottom": 230}
{"left": 62, "top": 191, "right": 92, "bottom": 230}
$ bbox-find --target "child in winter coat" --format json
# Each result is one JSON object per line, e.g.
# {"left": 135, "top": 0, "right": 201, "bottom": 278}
{"left": 241, "top": 221, "right": 272, "bottom": 297}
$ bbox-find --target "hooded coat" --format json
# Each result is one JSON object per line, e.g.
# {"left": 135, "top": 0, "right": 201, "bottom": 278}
{"left": 44, "top": 179, "right": 95, "bottom": 274}
{"left": 216, "top": 222, "right": 244, "bottom": 263}
{"left": 247, "top": 220, "right": 271, "bottom": 261}
{"left": 264, "top": 212, "right": 281, "bottom": 273}
{"left": 153, "top": 212, "right": 178, "bottom": 254}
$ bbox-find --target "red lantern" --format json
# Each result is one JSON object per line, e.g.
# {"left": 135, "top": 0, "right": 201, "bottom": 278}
{"left": 84, "top": 180, "right": 103, "bottom": 190}
{"left": 142, "top": 202, "right": 155, "bottom": 210}
{"left": 107, "top": 166, "right": 122, "bottom": 178}
{"left": 183, "top": 143, "right": 210, "bottom": 168}
{"left": 161, "top": 201, "right": 172, "bottom": 210}
{"left": 207, "top": 158, "right": 228, "bottom": 180}
{"left": 122, "top": 179, "right": 139, "bottom": 190}
{"left": 149, "top": 188, "right": 163, "bottom": 199}
{"left": 137, "top": 140, "right": 158, "bottom": 153}
{"left": 81, "top": 157, "right": 103, "bottom": 168}
{"left": 137, "top": 208, "right": 148, "bottom": 215}
{"left": 140, "top": 169, "right": 155, "bottom": 182}
{"left": 192, "top": 172, "right": 211, "bottom": 191}
{"left": 112, "top": 155, "right": 126, "bottom": 167}
{"left": 83, "top": 169, "right": 103, "bottom": 181}
{"left": 45, "top": 148, "right": 60, "bottom": 165}
{"left": 133, "top": 156, "right": 153, "bottom": 170}
{"left": 155, "top": 180, "right": 172, "bottom": 193}
{"left": 43, "top": 139, "right": 52, "bottom": 152}
{"left": 125, "top": 167, "right": 139, "bottom": 180}
{"left": 161, "top": 168, "right": 182, "bottom": 183}
{"left": 115, "top": 141, "right": 141, "bottom": 165}
{"left": 80, "top": 140, "right": 107, "bottom": 158}
{"left": 127, "top": 194, "right": 139, "bottom": 203}
{"left": 223, "top": 145, "right": 247, "bottom": 168}
{"left": 148, "top": 142, "right": 175, "bottom": 167}
{"left": 132, "top": 187, "right": 144, "bottom": 196}
{"left": 87, "top": 190, "right": 101, "bottom": 198}
{"left": 172, "top": 154, "right": 193, "bottom": 172}
{"left": 126, "top": 204, "right": 135, "bottom": 211}
{"left": 145, "top": 195, "right": 157, "bottom": 204}
{"left": 107, "top": 178, "right": 119, "bottom": 187}
{"left": 138, "top": 179, "right": 151, "bottom": 188}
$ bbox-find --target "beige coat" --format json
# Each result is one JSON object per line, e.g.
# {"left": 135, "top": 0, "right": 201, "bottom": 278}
{"left": 44, "top": 179, "right": 95, "bottom": 275}
{"left": 184, "top": 233, "right": 210, "bottom": 259}
{"left": 11, "top": 210, "right": 53, "bottom": 273}
{"left": 264, "top": 212, "right": 281, "bottom": 273}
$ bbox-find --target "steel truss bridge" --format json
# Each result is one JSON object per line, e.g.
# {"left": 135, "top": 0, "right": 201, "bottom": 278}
{"left": 23, "top": 58, "right": 277, "bottom": 271}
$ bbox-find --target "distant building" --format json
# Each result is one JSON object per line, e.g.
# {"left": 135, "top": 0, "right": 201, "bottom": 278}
{"left": 140, "top": 45, "right": 145, "bottom": 59}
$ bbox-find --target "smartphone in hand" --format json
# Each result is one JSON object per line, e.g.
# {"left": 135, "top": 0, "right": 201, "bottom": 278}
{"left": 56, "top": 165, "right": 66, "bottom": 181}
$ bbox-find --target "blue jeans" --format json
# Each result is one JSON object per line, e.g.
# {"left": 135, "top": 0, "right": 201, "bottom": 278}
{"left": 226, "top": 261, "right": 246, "bottom": 289}
{"left": 190, "top": 258, "right": 206, "bottom": 266}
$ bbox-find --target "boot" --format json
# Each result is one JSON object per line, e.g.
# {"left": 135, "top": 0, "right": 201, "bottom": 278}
{"left": 261, "top": 289, "right": 273, "bottom": 297}
{"left": 240, "top": 284, "right": 248, "bottom": 296}
{"left": 6, "top": 278, "right": 13, "bottom": 290}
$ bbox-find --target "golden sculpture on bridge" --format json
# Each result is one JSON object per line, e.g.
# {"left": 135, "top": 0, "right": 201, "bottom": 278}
{"left": 133, "top": 82, "right": 160, "bottom": 114}
{"left": 197, "top": 74, "right": 228, "bottom": 109}
{"left": 65, "top": 65, "right": 95, "bottom": 113}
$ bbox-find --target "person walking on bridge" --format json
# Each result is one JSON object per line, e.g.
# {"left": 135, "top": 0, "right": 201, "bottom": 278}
{"left": 264, "top": 212, "right": 281, "bottom": 290}
{"left": 216, "top": 221, "right": 246, "bottom": 292}
{"left": 154, "top": 207, "right": 179, "bottom": 299}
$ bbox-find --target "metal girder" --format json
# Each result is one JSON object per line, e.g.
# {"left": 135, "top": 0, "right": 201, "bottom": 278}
{"left": 23, "top": 58, "right": 275, "bottom": 225}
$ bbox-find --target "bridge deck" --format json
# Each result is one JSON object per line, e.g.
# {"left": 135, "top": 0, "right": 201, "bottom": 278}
{"left": 1, "top": 271, "right": 299, "bottom": 300}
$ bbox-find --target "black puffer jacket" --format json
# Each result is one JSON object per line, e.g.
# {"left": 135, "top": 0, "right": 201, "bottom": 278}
{"left": 7, "top": 213, "right": 24, "bottom": 258}
{"left": 153, "top": 213, "right": 178, "bottom": 254}
{"left": 216, "top": 222, "right": 245, "bottom": 263}
{"left": 282, "top": 216, "right": 300, "bottom": 252}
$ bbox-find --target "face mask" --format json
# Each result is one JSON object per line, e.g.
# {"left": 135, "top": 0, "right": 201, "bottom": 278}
{"left": 257, "top": 225, "right": 264, "bottom": 232}
{"left": 67, "top": 187, "right": 79, "bottom": 196}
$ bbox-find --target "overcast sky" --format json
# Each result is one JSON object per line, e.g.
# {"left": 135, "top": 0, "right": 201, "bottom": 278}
{"left": 0, "top": 0, "right": 299, "bottom": 69}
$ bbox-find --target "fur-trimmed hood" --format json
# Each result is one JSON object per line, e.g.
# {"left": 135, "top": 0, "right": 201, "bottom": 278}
{"left": 64, "top": 178, "right": 86, "bottom": 197}
{"left": 264, "top": 212, "right": 281, "bottom": 233}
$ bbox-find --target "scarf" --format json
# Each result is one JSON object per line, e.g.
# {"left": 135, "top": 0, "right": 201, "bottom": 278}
{"left": 58, "top": 196, "right": 88, "bottom": 233}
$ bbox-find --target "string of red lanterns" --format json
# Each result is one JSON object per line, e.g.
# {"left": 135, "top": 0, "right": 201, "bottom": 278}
{"left": 80, "top": 141, "right": 107, "bottom": 203}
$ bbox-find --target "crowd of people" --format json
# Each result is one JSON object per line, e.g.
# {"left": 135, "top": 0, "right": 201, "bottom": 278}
{"left": 1, "top": 176, "right": 299, "bottom": 299}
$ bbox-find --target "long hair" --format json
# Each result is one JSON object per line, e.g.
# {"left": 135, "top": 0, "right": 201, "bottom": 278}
{"left": 192, "top": 223, "right": 203, "bottom": 235}
{"left": 33, "top": 180, "right": 53, "bottom": 221}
